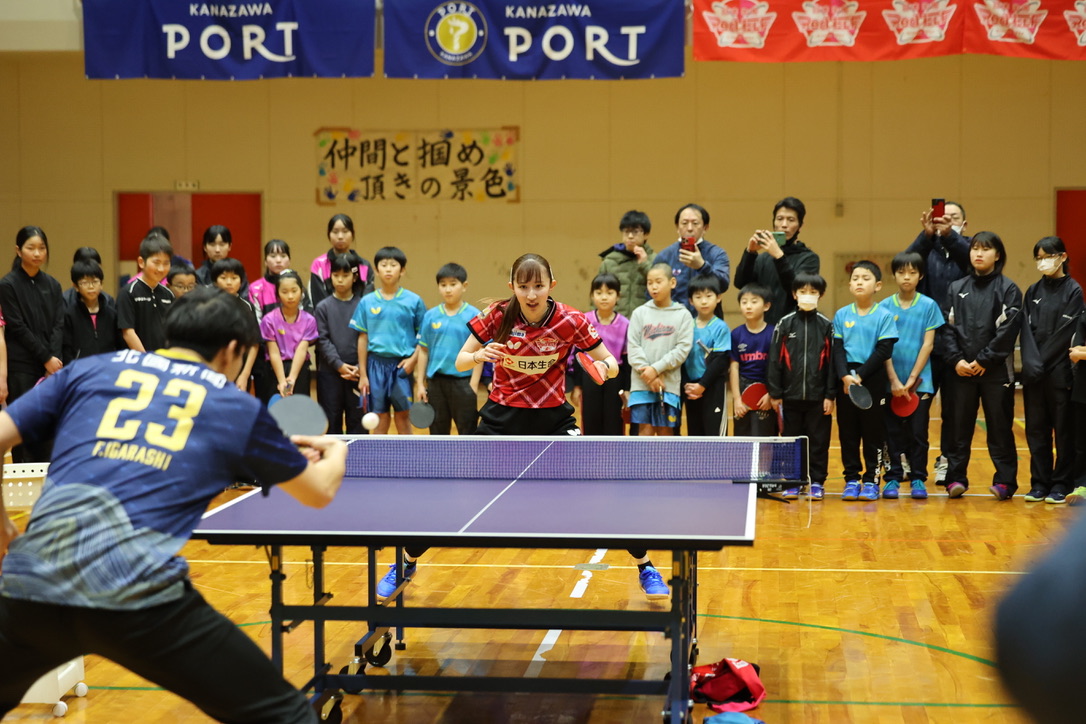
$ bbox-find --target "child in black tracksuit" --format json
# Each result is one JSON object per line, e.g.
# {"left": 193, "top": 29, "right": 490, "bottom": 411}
{"left": 62, "top": 259, "right": 121, "bottom": 364}
{"left": 939, "top": 232, "right": 1023, "bottom": 501}
{"left": 1068, "top": 314, "right": 1086, "bottom": 505}
{"left": 767, "top": 273, "right": 835, "bottom": 499}
{"left": 1020, "top": 236, "right": 1084, "bottom": 504}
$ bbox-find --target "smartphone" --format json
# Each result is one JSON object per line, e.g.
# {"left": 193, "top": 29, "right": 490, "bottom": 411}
{"left": 772, "top": 231, "right": 787, "bottom": 246}
{"left": 680, "top": 237, "right": 697, "bottom": 252}
{"left": 931, "top": 198, "right": 946, "bottom": 218}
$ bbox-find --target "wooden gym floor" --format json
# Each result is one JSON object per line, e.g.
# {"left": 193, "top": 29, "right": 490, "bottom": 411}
{"left": 3, "top": 392, "right": 1066, "bottom": 723}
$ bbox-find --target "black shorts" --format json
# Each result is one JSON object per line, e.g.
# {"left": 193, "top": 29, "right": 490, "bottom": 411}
{"left": 475, "top": 400, "right": 580, "bottom": 436}
{"left": 0, "top": 584, "right": 314, "bottom": 723}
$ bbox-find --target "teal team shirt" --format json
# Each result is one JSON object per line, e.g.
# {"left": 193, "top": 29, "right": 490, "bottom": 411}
{"left": 419, "top": 302, "right": 481, "bottom": 377}
{"left": 885, "top": 293, "right": 944, "bottom": 394}
{"left": 349, "top": 287, "right": 427, "bottom": 358}
{"left": 833, "top": 301, "right": 899, "bottom": 365}
{"left": 683, "top": 317, "right": 731, "bottom": 381}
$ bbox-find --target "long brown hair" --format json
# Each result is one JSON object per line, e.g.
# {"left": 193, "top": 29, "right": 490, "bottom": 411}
{"left": 492, "top": 253, "right": 554, "bottom": 344}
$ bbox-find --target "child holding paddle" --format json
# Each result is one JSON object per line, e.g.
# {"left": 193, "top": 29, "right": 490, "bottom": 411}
{"left": 767, "top": 273, "right": 835, "bottom": 499}
{"left": 939, "top": 232, "right": 1023, "bottom": 501}
{"left": 681, "top": 274, "right": 730, "bottom": 436}
{"left": 351, "top": 247, "right": 426, "bottom": 436}
{"left": 571, "top": 272, "right": 630, "bottom": 435}
{"left": 882, "top": 252, "right": 944, "bottom": 500}
{"left": 414, "top": 262, "right": 481, "bottom": 435}
{"left": 260, "top": 269, "right": 318, "bottom": 401}
{"left": 627, "top": 263, "right": 694, "bottom": 436}
{"left": 833, "top": 261, "right": 898, "bottom": 501}
{"left": 730, "top": 283, "right": 777, "bottom": 436}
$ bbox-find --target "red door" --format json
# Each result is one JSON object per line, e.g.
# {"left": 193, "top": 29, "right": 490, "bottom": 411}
{"left": 116, "top": 192, "right": 262, "bottom": 284}
{"left": 190, "top": 193, "right": 263, "bottom": 283}
{"left": 1056, "top": 189, "right": 1086, "bottom": 283}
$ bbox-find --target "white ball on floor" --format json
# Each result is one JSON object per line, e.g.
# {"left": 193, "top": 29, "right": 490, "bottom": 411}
{"left": 362, "top": 412, "right": 380, "bottom": 431}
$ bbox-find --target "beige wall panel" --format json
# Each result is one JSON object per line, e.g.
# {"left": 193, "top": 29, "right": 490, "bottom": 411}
{"left": 267, "top": 78, "right": 354, "bottom": 204}
{"left": 695, "top": 62, "right": 787, "bottom": 200}
{"left": 0, "top": 58, "right": 21, "bottom": 199}
{"left": 420, "top": 202, "right": 526, "bottom": 308}
{"left": 869, "top": 56, "right": 964, "bottom": 200}
{"left": 181, "top": 81, "right": 270, "bottom": 191}
{"left": 520, "top": 200, "right": 610, "bottom": 300}
{"left": 18, "top": 53, "right": 102, "bottom": 201}
{"left": 434, "top": 79, "right": 524, "bottom": 128}
{"left": 1050, "top": 62, "right": 1086, "bottom": 188}
{"left": 780, "top": 63, "right": 844, "bottom": 196}
{"left": 959, "top": 56, "right": 1050, "bottom": 200}
{"left": 522, "top": 83, "right": 611, "bottom": 202}
{"left": 100, "top": 79, "right": 186, "bottom": 192}
{"left": 837, "top": 62, "right": 874, "bottom": 200}
{"left": 609, "top": 77, "right": 697, "bottom": 202}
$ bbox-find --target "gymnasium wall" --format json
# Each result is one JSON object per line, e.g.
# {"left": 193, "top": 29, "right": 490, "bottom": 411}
{"left": 1, "top": 50, "right": 1084, "bottom": 320}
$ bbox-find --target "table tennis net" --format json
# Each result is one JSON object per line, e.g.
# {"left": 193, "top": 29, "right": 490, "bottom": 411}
{"left": 341, "top": 436, "right": 807, "bottom": 483}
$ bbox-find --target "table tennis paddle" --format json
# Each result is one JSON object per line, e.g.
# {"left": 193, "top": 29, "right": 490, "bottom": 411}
{"left": 269, "top": 394, "right": 328, "bottom": 436}
{"left": 268, "top": 393, "right": 282, "bottom": 409}
{"left": 409, "top": 401, "right": 435, "bottom": 428}
{"left": 576, "top": 351, "right": 606, "bottom": 386}
{"left": 847, "top": 371, "right": 873, "bottom": 410}
{"left": 697, "top": 340, "right": 711, "bottom": 359}
{"left": 740, "top": 382, "right": 768, "bottom": 409}
{"left": 890, "top": 378, "right": 922, "bottom": 417}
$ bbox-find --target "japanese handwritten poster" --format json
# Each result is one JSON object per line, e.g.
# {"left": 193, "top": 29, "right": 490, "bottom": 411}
{"left": 315, "top": 127, "right": 519, "bottom": 204}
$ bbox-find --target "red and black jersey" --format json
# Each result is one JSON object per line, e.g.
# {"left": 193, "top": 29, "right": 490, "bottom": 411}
{"left": 469, "top": 300, "right": 601, "bottom": 409}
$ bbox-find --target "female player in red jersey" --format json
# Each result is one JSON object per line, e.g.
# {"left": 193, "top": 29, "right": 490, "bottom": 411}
{"left": 455, "top": 253, "right": 618, "bottom": 434}
{"left": 376, "top": 254, "right": 672, "bottom": 601}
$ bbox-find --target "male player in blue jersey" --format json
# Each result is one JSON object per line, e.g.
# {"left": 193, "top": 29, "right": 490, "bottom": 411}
{"left": 0, "top": 287, "right": 346, "bottom": 723}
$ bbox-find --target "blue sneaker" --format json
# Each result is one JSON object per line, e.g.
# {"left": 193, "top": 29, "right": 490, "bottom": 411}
{"left": 882, "top": 480, "right": 900, "bottom": 499}
{"left": 842, "top": 481, "right": 861, "bottom": 500}
{"left": 639, "top": 567, "right": 670, "bottom": 600}
{"left": 783, "top": 487, "right": 801, "bottom": 499}
{"left": 809, "top": 483, "right": 825, "bottom": 500}
{"left": 860, "top": 482, "right": 880, "bottom": 501}
{"left": 910, "top": 481, "right": 928, "bottom": 499}
{"left": 376, "top": 560, "right": 416, "bottom": 599}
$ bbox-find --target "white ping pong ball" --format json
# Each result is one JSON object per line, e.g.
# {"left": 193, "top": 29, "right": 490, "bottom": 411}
{"left": 362, "top": 412, "right": 380, "bottom": 431}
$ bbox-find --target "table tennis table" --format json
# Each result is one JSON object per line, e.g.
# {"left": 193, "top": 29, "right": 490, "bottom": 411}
{"left": 193, "top": 435, "right": 807, "bottom": 724}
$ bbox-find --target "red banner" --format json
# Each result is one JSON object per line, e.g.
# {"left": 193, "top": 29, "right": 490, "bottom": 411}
{"left": 693, "top": 0, "right": 1086, "bottom": 61}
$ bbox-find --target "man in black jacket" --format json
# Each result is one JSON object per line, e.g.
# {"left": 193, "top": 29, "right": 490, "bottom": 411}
{"left": 734, "top": 197, "right": 820, "bottom": 326}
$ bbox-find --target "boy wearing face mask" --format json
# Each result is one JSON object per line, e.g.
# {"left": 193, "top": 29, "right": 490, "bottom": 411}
{"left": 882, "top": 252, "right": 945, "bottom": 500}
{"left": 767, "top": 273, "right": 835, "bottom": 499}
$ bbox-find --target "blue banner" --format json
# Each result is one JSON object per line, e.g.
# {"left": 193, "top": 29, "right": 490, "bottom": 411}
{"left": 384, "top": 0, "right": 685, "bottom": 80}
{"left": 84, "top": 0, "right": 375, "bottom": 80}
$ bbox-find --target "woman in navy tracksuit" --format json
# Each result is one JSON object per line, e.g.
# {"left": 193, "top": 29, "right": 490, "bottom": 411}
{"left": 938, "top": 231, "right": 1023, "bottom": 500}
{"left": 1019, "top": 236, "right": 1084, "bottom": 504}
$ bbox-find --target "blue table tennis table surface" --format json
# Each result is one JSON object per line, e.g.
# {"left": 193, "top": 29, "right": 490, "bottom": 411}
{"left": 195, "top": 474, "right": 757, "bottom": 550}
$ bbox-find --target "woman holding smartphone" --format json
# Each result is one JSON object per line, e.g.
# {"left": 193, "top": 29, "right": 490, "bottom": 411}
{"left": 734, "top": 196, "right": 821, "bottom": 325}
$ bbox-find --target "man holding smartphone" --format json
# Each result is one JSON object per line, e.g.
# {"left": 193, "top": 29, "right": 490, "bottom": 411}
{"left": 904, "top": 199, "right": 972, "bottom": 484}
{"left": 734, "top": 196, "right": 821, "bottom": 325}
{"left": 652, "top": 203, "right": 731, "bottom": 316}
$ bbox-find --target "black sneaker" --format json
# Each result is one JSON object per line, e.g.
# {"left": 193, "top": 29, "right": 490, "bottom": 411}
{"left": 1024, "top": 488, "right": 1048, "bottom": 503}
